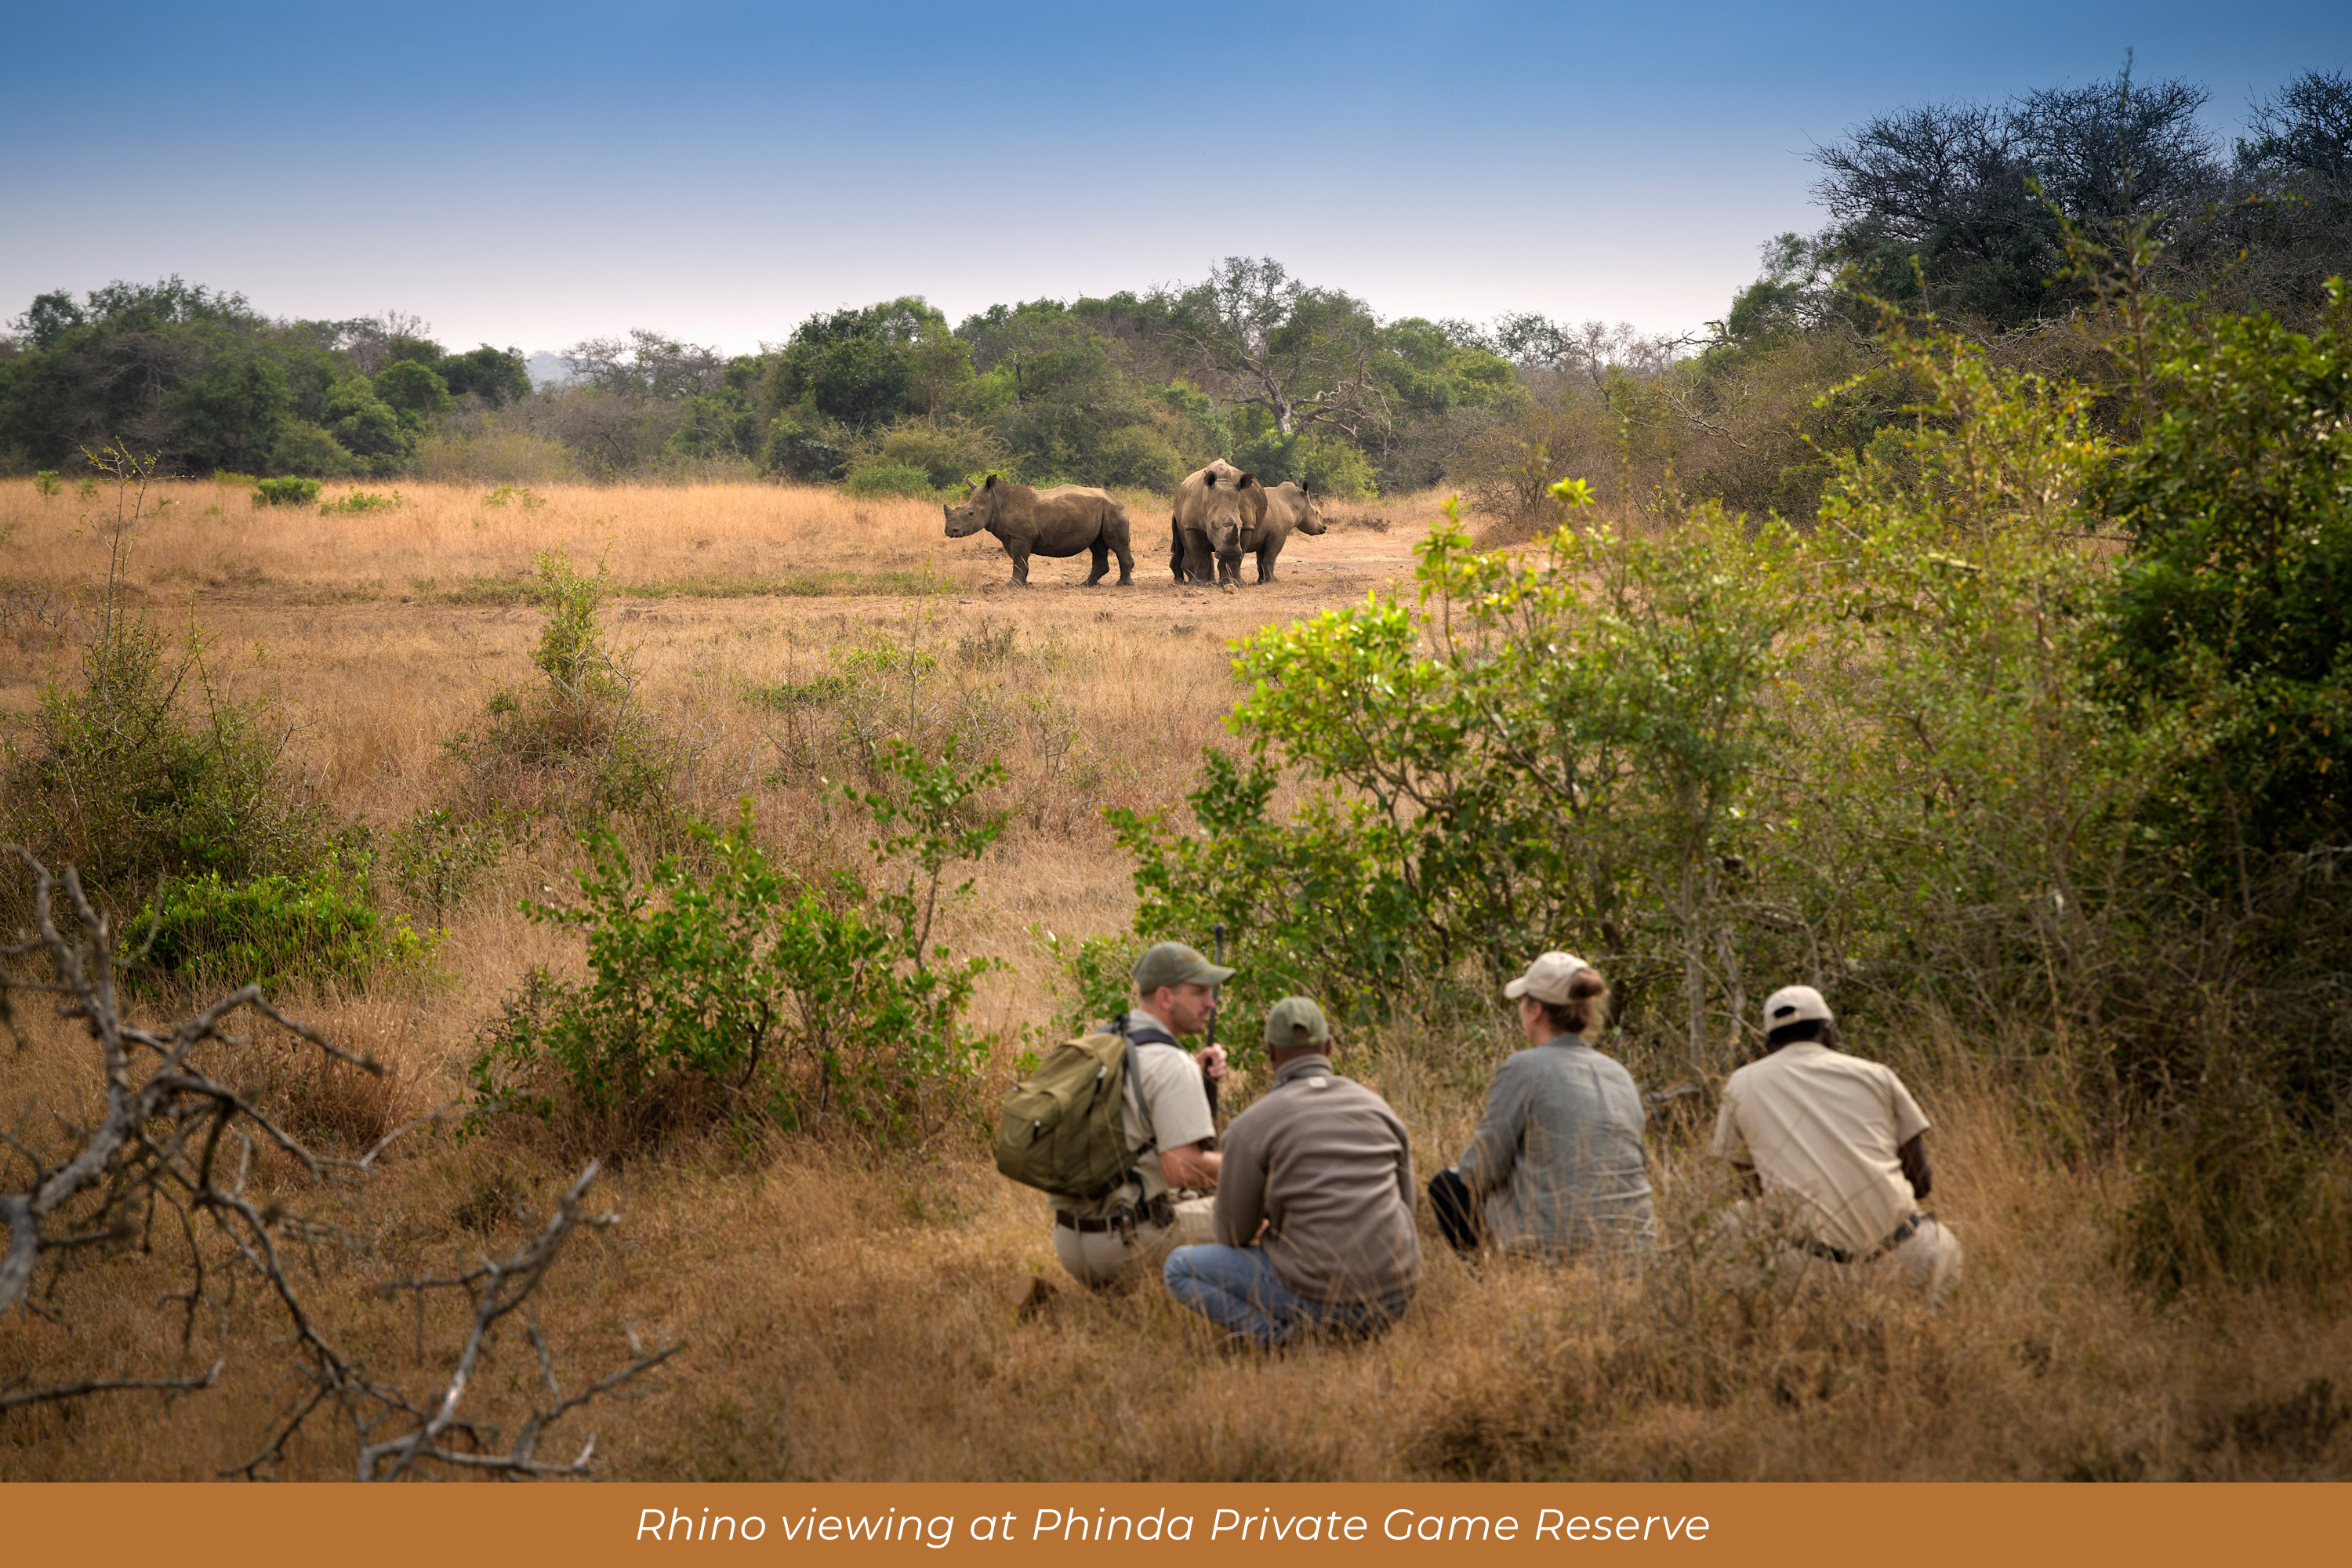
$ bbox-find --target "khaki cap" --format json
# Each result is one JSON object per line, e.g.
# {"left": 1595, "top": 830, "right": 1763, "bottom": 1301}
{"left": 1762, "top": 984, "right": 1833, "bottom": 1030}
{"left": 1132, "top": 940, "right": 1235, "bottom": 994}
{"left": 1262, "top": 996, "right": 1330, "bottom": 1049}
{"left": 1503, "top": 950, "right": 1593, "bottom": 1005}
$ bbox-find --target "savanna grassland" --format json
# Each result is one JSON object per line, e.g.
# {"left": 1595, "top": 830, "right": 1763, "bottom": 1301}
{"left": 2, "top": 474, "right": 2349, "bottom": 1484}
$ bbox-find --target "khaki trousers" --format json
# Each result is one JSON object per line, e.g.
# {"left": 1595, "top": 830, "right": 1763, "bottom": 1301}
{"left": 1777, "top": 1215, "right": 1963, "bottom": 1304}
{"left": 1052, "top": 1196, "right": 1217, "bottom": 1290}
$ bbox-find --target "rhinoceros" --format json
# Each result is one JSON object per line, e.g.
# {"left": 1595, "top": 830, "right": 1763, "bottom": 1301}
{"left": 1167, "top": 459, "right": 1267, "bottom": 587}
{"left": 1236, "top": 480, "right": 1326, "bottom": 583}
{"left": 944, "top": 474, "right": 1134, "bottom": 586}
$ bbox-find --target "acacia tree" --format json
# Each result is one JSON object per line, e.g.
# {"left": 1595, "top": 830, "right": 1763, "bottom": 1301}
{"left": 1158, "top": 258, "right": 1385, "bottom": 438}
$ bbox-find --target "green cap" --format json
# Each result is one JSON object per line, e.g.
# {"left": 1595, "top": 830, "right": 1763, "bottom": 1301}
{"left": 1132, "top": 940, "right": 1235, "bottom": 994}
{"left": 1262, "top": 996, "right": 1330, "bottom": 1050}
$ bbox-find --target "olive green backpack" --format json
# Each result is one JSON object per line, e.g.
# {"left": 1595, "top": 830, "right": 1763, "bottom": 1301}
{"left": 994, "top": 1027, "right": 1154, "bottom": 1200}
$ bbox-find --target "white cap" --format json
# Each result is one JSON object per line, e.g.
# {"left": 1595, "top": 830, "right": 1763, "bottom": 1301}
{"left": 1504, "top": 951, "right": 1592, "bottom": 1005}
{"left": 1762, "top": 985, "right": 1833, "bottom": 1032}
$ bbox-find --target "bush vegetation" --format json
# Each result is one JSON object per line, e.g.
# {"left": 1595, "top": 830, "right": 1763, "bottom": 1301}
{"left": 251, "top": 474, "right": 320, "bottom": 506}
{"left": 318, "top": 488, "right": 401, "bottom": 514}
{"left": 1118, "top": 281, "right": 2352, "bottom": 1293}
{"left": 470, "top": 741, "right": 1006, "bottom": 1149}
{"left": 0, "top": 448, "right": 422, "bottom": 995}
{"left": 127, "top": 853, "right": 431, "bottom": 991}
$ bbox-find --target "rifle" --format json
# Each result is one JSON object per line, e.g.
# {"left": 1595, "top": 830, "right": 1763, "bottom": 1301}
{"left": 1203, "top": 922, "right": 1225, "bottom": 1128}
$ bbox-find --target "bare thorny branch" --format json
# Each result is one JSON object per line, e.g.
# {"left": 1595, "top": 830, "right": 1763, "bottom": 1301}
{"left": 1, "top": 847, "right": 682, "bottom": 1476}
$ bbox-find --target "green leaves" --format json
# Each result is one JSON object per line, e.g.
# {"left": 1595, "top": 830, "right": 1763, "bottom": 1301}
{"left": 1124, "top": 488, "right": 1797, "bottom": 1054}
{"left": 470, "top": 736, "right": 1007, "bottom": 1147}
{"left": 2102, "top": 281, "right": 2352, "bottom": 858}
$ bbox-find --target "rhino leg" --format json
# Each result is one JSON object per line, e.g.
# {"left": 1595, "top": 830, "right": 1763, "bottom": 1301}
{"left": 1112, "top": 530, "right": 1134, "bottom": 586}
{"left": 1007, "top": 539, "right": 1033, "bottom": 586}
{"left": 1184, "top": 533, "right": 1217, "bottom": 585}
{"left": 1256, "top": 537, "right": 1283, "bottom": 583}
{"left": 1168, "top": 519, "right": 1186, "bottom": 583}
{"left": 1083, "top": 539, "right": 1109, "bottom": 586}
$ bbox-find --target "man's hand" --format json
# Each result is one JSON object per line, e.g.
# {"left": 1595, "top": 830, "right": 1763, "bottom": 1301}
{"left": 1195, "top": 1042, "right": 1228, "bottom": 1082}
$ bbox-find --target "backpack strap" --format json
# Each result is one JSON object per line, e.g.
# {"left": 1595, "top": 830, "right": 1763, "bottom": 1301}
{"left": 1109, "top": 1012, "right": 1181, "bottom": 1051}
{"left": 1104, "top": 1014, "right": 1162, "bottom": 1156}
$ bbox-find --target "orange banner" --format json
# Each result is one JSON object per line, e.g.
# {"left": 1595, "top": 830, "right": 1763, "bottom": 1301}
{"left": 2, "top": 1483, "right": 2342, "bottom": 1565}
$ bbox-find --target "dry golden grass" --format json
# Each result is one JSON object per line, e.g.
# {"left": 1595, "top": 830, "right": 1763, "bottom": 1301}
{"left": 2, "top": 478, "right": 2347, "bottom": 1481}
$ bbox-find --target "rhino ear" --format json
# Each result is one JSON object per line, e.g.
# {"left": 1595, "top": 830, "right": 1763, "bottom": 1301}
{"left": 1240, "top": 472, "right": 1258, "bottom": 488}
{"left": 1204, "top": 471, "right": 1218, "bottom": 488}
{"left": 984, "top": 473, "right": 998, "bottom": 491}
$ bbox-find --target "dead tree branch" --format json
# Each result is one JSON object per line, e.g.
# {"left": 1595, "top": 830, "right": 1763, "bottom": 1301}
{"left": 2, "top": 848, "right": 680, "bottom": 1475}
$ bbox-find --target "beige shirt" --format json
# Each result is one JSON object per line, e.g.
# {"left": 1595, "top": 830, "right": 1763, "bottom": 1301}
{"left": 1214, "top": 1055, "right": 1421, "bottom": 1305}
{"left": 1052, "top": 1018, "right": 1214, "bottom": 1220}
{"left": 1711, "top": 1042, "right": 1931, "bottom": 1256}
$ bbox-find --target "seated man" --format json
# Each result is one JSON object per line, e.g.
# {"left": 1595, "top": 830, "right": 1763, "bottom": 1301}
{"left": 1711, "top": 984, "right": 1962, "bottom": 1300}
{"left": 1049, "top": 941, "right": 1231, "bottom": 1290}
{"left": 1163, "top": 998, "right": 1421, "bottom": 1347}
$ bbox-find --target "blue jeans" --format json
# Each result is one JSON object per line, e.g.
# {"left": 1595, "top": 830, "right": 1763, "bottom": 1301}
{"left": 1163, "top": 1243, "right": 1410, "bottom": 1348}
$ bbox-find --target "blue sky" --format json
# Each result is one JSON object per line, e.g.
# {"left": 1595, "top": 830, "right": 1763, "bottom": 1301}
{"left": 2, "top": 2, "right": 2343, "bottom": 353}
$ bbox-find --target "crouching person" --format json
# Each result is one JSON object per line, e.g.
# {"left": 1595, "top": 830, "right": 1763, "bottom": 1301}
{"left": 1428, "top": 951, "right": 1656, "bottom": 1261}
{"left": 1164, "top": 999, "right": 1421, "bottom": 1348}
{"left": 1711, "top": 985, "right": 1962, "bottom": 1301}
{"left": 1047, "top": 941, "right": 1231, "bottom": 1290}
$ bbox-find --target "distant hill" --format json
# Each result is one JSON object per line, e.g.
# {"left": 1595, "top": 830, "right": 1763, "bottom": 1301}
{"left": 525, "top": 351, "right": 579, "bottom": 390}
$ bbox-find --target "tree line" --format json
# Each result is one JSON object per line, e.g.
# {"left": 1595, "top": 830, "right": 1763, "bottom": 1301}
{"left": 1, "top": 66, "right": 2344, "bottom": 507}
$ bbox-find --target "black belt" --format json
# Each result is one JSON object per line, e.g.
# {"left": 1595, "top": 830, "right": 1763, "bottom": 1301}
{"left": 1055, "top": 1194, "right": 1176, "bottom": 1234}
{"left": 1802, "top": 1212, "right": 1924, "bottom": 1265}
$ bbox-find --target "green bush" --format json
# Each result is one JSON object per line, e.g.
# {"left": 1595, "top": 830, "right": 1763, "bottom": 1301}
{"left": 319, "top": 489, "right": 402, "bottom": 515}
{"left": 1032, "top": 926, "right": 1144, "bottom": 1041}
{"left": 1117, "top": 492, "right": 1794, "bottom": 1060}
{"left": 1092, "top": 424, "right": 1189, "bottom": 491}
{"left": 1232, "top": 430, "right": 1380, "bottom": 498}
{"left": 482, "top": 484, "right": 547, "bottom": 510}
{"left": 33, "top": 470, "right": 61, "bottom": 496}
{"left": 126, "top": 854, "right": 430, "bottom": 991}
{"left": 252, "top": 476, "right": 321, "bottom": 507}
{"left": 760, "top": 413, "right": 850, "bottom": 481}
{"left": 471, "top": 746, "right": 1004, "bottom": 1146}
{"left": 1, "top": 613, "right": 327, "bottom": 922}
{"left": 267, "top": 421, "right": 358, "bottom": 477}
{"left": 862, "top": 419, "right": 1004, "bottom": 490}
{"left": 2101, "top": 281, "right": 2352, "bottom": 861}
{"left": 844, "top": 462, "right": 939, "bottom": 499}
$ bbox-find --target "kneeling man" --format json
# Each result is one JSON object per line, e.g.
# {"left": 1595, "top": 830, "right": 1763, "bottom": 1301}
{"left": 1164, "top": 998, "right": 1421, "bottom": 1346}
{"left": 1050, "top": 941, "right": 1229, "bottom": 1289}
{"left": 1711, "top": 985, "right": 1962, "bottom": 1300}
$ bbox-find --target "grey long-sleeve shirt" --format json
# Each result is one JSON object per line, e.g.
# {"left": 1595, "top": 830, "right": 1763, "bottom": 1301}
{"left": 1454, "top": 1036, "right": 1657, "bottom": 1258}
{"left": 1213, "top": 1054, "right": 1422, "bottom": 1305}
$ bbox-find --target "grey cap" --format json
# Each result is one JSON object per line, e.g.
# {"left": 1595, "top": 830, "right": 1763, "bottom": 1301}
{"left": 1262, "top": 996, "right": 1330, "bottom": 1050}
{"left": 1132, "top": 940, "right": 1235, "bottom": 994}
